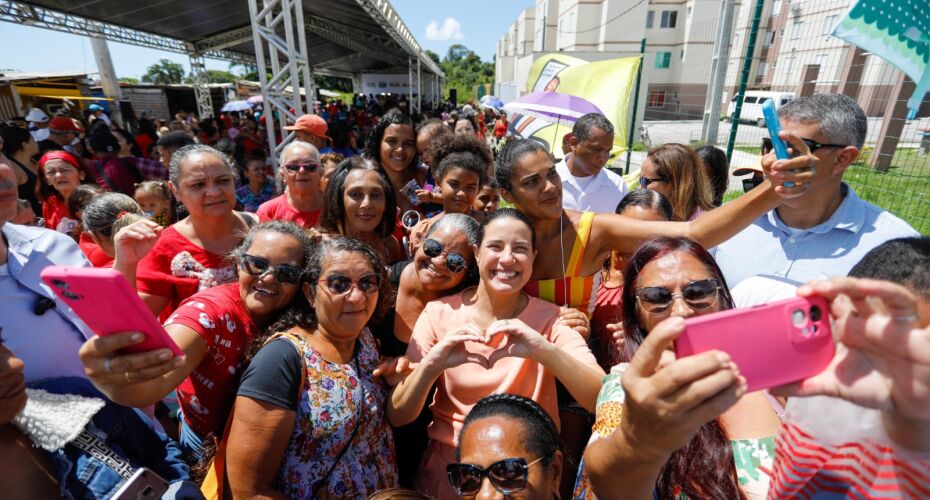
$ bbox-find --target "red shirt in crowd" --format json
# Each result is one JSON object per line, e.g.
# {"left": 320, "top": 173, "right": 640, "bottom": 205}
{"left": 135, "top": 225, "right": 238, "bottom": 319}
{"left": 135, "top": 134, "right": 154, "bottom": 159}
{"left": 255, "top": 194, "right": 321, "bottom": 229}
{"left": 42, "top": 196, "right": 79, "bottom": 235}
{"left": 78, "top": 232, "right": 113, "bottom": 267}
{"left": 494, "top": 119, "right": 509, "bottom": 139}
{"left": 164, "top": 282, "right": 257, "bottom": 437}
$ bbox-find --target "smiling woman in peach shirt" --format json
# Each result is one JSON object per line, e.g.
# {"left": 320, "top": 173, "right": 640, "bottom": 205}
{"left": 388, "top": 208, "right": 604, "bottom": 499}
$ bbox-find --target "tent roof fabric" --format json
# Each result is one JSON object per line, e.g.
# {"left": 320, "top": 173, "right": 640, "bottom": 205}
{"left": 13, "top": 0, "right": 442, "bottom": 77}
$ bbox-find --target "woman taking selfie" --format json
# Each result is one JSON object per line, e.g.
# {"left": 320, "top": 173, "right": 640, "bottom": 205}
{"left": 388, "top": 209, "right": 603, "bottom": 499}
{"left": 577, "top": 236, "right": 782, "bottom": 499}
{"left": 79, "top": 221, "right": 313, "bottom": 456}
{"left": 224, "top": 237, "right": 398, "bottom": 498}
{"left": 364, "top": 111, "right": 426, "bottom": 216}
{"left": 135, "top": 144, "right": 257, "bottom": 317}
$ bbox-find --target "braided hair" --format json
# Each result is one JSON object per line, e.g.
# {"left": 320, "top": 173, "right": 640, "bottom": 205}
{"left": 457, "top": 393, "right": 561, "bottom": 467}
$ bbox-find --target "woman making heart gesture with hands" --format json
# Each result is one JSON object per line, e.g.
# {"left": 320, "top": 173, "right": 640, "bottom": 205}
{"left": 388, "top": 208, "right": 604, "bottom": 499}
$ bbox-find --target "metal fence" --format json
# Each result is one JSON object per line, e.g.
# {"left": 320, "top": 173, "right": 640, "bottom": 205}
{"left": 626, "top": 0, "right": 929, "bottom": 234}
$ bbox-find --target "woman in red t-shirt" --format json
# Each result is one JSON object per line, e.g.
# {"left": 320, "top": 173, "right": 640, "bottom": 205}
{"left": 78, "top": 221, "right": 314, "bottom": 455}
{"left": 79, "top": 192, "right": 149, "bottom": 268}
{"left": 135, "top": 145, "right": 258, "bottom": 318}
{"left": 36, "top": 150, "right": 94, "bottom": 236}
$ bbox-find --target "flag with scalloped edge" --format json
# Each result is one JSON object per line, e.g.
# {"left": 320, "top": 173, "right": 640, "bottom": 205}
{"left": 832, "top": 0, "right": 930, "bottom": 119}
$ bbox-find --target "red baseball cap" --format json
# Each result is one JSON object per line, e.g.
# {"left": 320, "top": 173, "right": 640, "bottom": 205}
{"left": 49, "top": 116, "right": 80, "bottom": 132}
{"left": 283, "top": 114, "right": 329, "bottom": 139}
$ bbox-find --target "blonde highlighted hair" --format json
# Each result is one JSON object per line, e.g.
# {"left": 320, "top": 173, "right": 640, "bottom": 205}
{"left": 646, "top": 143, "right": 715, "bottom": 221}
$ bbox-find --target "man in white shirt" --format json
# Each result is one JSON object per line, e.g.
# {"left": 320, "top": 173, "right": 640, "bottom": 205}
{"left": 555, "top": 113, "right": 629, "bottom": 213}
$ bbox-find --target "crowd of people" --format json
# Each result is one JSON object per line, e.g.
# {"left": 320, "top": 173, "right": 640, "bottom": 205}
{"left": 0, "top": 91, "right": 928, "bottom": 499}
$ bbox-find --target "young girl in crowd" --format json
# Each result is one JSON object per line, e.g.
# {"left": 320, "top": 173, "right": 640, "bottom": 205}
{"left": 406, "top": 133, "right": 492, "bottom": 253}
{"left": 472, "top": 178, "right": 501, "bottom": 214}
{"left": 134, "top": 180, "right": 174, "bottom": 227}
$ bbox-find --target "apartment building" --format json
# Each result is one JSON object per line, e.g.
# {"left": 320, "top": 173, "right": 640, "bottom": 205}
{"left": 496, "top": 0, "right": 929, "bottom": 121}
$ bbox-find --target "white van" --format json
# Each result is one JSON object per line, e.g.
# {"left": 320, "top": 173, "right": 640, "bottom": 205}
{"left": 726, "top": 91, "right": 795, "bottom": 127}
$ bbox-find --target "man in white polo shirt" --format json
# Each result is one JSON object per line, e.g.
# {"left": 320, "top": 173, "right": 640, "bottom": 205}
{"left": 555, "top": 113, "right": 629, "bottom": 213}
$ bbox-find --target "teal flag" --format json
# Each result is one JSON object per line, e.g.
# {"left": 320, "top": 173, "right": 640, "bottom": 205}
{"left": 833, "top": 0, "right": 930, "bottom": 119}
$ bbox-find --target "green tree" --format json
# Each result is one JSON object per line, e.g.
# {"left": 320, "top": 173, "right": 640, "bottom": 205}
{"left": 142, "top": 59, "right": 185, "bottom": 85}
{"left": 118, "top": 77, "right": 140, "bottom": 84}
{"left": 438, "top": 45, "right": 494, "bottom": 103}
{"left": 425, "top": 49, "right": 441, "bottom": 66}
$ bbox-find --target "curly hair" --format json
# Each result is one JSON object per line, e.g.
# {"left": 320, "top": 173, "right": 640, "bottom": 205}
{"left": 428, "top": 132, "right": 491, "bottom": 185}
{"left": 494, "top": 138, "right": 549, "bottom": 191}
{"left": 457, "top": 393, "right": 561, "bottom": 467}
{"left": 363, "top": 110, "right": 419, "bottom": 171}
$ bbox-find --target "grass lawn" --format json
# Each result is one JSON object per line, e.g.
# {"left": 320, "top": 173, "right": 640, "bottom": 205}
{"left": 724, "top": 148, "right": 929, "bottom": 234}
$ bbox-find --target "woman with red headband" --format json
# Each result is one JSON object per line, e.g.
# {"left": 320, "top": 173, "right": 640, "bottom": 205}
{"left": 36, "top": 150, "right": 93, "bottom": 235}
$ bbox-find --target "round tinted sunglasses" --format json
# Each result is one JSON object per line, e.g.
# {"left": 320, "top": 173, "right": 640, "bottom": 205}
{"left": 422, "top": 238, "right": 468, "bottom": 274}
{"left": 635, "top": 278, "right": 721, "bottom": 313}
{"left": 239, "top": 255, "right": 304, "bottom": 284}
{"left": 283, "top": 161, "right": 321, "bottom": 173}
{"left": 446, "top": 457, "right": 544, "bottom": 496}
{"left": 318, "top": 273, "right": 382, "bottom": 295}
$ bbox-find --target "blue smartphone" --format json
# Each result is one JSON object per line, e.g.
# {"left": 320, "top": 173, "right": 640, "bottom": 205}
{"left": 762, "top": 99, "right": 790, "bottom": 160}
{"left": 762, "top": 99, "right": 795, "bottom": 187}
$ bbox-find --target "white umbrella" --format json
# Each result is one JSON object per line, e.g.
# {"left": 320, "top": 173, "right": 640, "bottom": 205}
{"left": 221, "top": 100, "right": 253, "bottom": 112}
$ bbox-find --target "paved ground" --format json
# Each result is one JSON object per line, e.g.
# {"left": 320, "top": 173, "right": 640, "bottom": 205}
{"left": 640, "top": 117, "right": 930, "bottom": 149}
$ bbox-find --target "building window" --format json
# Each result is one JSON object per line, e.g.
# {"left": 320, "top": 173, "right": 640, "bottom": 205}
{"left": 655, "top": 51, "right": 672, "bottom": 69}
{"left": 646, "top": 10, "right": 655, "bottom": 28}
{"left": 791, "top": 21, "right": 804, "bottom": 40}
{"left": 648, "top": 90, "right": 667, "bottom": 108}
{"left": 764, "top": 31, "right": 775, "bottom": 47}
{"left": 822, "top": 15, "right": 838, "bottom": 35}
{"left": 772, "top": 0, "right": 783, "bottom": 16}
{"left": 756, "top": 61, "right": 768, "bottom": 78}
{"left": 687, "top": 5, "right": 692, "bottom": 17}
{"left": 661, "top": 10, "right": 677, "bottom": 28}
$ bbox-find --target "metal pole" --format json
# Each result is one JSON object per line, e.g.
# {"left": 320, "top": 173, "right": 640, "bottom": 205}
{"left": 408, "top": 58, "right": 413, "bottom": 113}
{"left": 89, "top": 27, "right": 125, "bottom": 128}
{"left": 725, "top": 0, "right": 766, "bottom": 162}
{"left": 625, "top": 38, "right": 646, "bottom": 175}
{"left": 417, "top": 57, "right": 421, "bottom": 113}
{"left": 701, "top": 0, "right": 735, "bottom": 145}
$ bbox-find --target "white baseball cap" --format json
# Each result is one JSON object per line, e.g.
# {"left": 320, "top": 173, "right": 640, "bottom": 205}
{"left": 25, "top": 108, "right": 49, "bottom": 122}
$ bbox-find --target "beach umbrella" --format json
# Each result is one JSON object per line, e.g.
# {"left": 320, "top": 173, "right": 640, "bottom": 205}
{"left": 479, "top": 97, "right": 505, "bottom": 110}
{"left": 504, "top": 91, "right": 604, "bottom": 147}
{"left": 247, "top": 95, "right": 263, "bottom": 104}
{"left": 221, "top": 100, "right": 253, "bottom": 112}
{"left": 832, "top": 0, "right": 929, "bottom": 119}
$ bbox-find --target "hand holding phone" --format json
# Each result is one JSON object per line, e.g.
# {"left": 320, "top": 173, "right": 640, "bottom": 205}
{"left": 111, "top": 467, "right": 169, "bottom": 500}
{"left": 676, "top": 296, "right": 834, "bottom": 392}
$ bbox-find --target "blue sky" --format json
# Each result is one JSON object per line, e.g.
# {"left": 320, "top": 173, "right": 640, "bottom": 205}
{"left": 0, "top": 1, "right": 531, "bottom": 79}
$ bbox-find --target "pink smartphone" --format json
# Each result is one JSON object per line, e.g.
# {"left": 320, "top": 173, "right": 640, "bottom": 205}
{"left": 676, "top": 296, "right": 834, "bottom": 392}
{"left": 40, "top": 266, "right": 183, "bottom": 356}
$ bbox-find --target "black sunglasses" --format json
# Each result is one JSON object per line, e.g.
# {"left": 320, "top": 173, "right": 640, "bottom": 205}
{"left": 447, "top": 457, "right": 544, "bottom": 496}
{"left": 318, "top": 273, "right": 382, "bottom": 295}
{"left": 635, "top": 278, "right": 721, "bottom": 313}
{"left": 283, "top": 161, "right": 321, "bottom": 173}
{"left": 422, "top": 238, "right": 468, "bottom": 274}
{"left": 639, "top": 175, "right": 666, "bottom": 189}
{"left": 761, "top": 137, "right": 847, "bottom": 156}
{"left": 239, "top": 255, "right": 304, "bottom": 284}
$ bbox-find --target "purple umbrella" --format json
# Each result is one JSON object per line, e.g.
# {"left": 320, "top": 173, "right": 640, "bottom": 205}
{"left": 503, "top": 91, "right": 603, "bottom": 122}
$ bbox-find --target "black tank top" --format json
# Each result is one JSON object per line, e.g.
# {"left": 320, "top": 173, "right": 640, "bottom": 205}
{"left": 11, "top": 157, "right": 40, "bottom": 214}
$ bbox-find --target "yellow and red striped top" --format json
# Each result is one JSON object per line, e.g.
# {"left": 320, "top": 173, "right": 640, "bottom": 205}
{"left": 523, "top": 211, "right": 600, "bottom": 315}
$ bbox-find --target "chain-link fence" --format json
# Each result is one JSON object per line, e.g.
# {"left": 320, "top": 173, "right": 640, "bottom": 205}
{"left": 627, "top": 0, "right": 928, "bottom": 234}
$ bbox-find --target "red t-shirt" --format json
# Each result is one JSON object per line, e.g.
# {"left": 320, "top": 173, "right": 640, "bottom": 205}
{"left": 494, "top": 120, "right": 508, "bottom": 138}
{"left": 135, "top": 134, "right": 153, "bottom": 159}
{"left": 164, "top": 283, "right": 257, "bottom": 437}
{"left": 42, "top": 196, "right": 79, "bottom": 235}
{"left": 255, "top": 194, "right": 321, "bottom": 229}
{"left": 136, "top": 225, "right": 238, "bottom": 318}
{"left": 79, "top": 232, "right": 113, "bottom": 267}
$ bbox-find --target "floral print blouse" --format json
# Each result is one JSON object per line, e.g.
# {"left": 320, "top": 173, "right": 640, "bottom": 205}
{"left": 273, "top": 329, "right": 398, "bottom": 498}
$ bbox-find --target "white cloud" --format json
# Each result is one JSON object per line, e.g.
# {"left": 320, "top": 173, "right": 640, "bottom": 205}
{"left": 425, "top": 18, "right": 465, "bottom": 41}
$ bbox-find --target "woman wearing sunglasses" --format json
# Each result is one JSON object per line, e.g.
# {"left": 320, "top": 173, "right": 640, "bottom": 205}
{"left": 638, "top": 143, "right": 715, "bottom": 222}
{"left": 135, "top": 144, "right": 257, "bottom": 318}
{"left": 79, "top": 221, "right": 314, "bottom": 457}
{"left": 576, "top": 236, "right": 782, "bottom": 500}
{"left": 389, "top": 209, "right": 603, "bottom": 499}
{"left": 406, "top": 133, "right": 491, "bottom": 254}
{"left": 224, "top": 237, "right": 399, "bottom": 498}
{"left": 256, "top": 141, "right": 323, "bottom": 228}
{"left": 317, "top": 156, "right": 405, "bottom": 265}
{"left": 450, "top": 394, "right": 563, "bottom": 499}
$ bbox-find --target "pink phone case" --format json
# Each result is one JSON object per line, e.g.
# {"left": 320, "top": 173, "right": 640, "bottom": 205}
{"left": 676, "top": 296, "right": 834, "bottom": 392}
{"left": 40, "top": 266, "right": 184, "bottom": 356}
